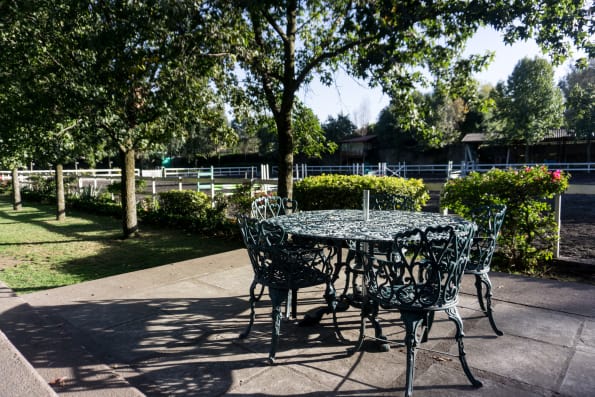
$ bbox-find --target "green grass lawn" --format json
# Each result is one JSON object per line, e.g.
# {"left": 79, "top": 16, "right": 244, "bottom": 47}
{"left": 0, "top": 196, "right": 242, "bottom": 294}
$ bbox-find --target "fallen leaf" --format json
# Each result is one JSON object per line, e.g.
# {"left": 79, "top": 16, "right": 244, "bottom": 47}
{"left": 49, "top": 376, "right": 69, "bottom": 387}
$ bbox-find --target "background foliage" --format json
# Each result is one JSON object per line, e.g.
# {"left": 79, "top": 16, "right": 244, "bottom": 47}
{"left": 440, "top": 166, "right": 570, "bottom": 272}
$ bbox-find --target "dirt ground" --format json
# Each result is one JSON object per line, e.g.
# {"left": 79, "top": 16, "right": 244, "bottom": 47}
{"left": 559, "top": 193, "right": 595, "bottom": 261}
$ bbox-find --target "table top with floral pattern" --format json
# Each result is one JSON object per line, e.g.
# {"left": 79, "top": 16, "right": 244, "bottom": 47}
{"left": 265, "top": 209, "right": 472, "bottom": 242}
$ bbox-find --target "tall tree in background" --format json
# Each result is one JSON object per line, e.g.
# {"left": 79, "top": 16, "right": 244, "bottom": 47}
{"left": 37, "top": 1, "right": 229, "bottom": 237}
{"left": 256, "top": 103, "right": 336, "bottom": 158}
{"left": 211, "top": 0, "right": 592, "bottom": 198}
{"left": 373, "top": 104, "right": 418, "bottom": 156}
{"left": 490, "top": 57, "right": 564, "bottom": 161}
{"left": 3, "top": 1, "right": 108, "bottom": 220}
{"left": 323, "top": 114, "right": 357, "bottom": 144}
{"left": 561, "top": 59, "right": 595, "bottom": 161}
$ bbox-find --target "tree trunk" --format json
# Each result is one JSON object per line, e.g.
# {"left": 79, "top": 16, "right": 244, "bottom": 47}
{"left": 55, "top": 163, "right": 66, "bottom": 221}
{"left": 11, "top": 167, "right": 21, "bottom": 211}
{"left": 275, "top": 112, "right": 294, "bottom": 199}
{"left": 121, "top": 149, "right": 138, "bottom": 238}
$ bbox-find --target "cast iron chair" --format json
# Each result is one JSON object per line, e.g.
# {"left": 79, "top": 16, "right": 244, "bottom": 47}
{"left": 351, "top": 223, "right": 481, "bottom": 397}
{"left": 465, "top": 204, "right": 507, "bottom": 336}
{"left": 251, "top": 196, "right": 298, "bottom": 220}
{"left": 238, "top": 215, "right": 338, "bottom": 364}
{"left": 250, "top": 196, "right": 300, "bottom": 317}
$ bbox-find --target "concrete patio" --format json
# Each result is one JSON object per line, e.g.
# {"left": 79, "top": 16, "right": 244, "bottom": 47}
{"left": 1, "top": 248, "right": 594, "bottom": 396}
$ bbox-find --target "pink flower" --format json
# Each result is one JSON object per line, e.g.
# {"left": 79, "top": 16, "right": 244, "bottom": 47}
{"left": 551, "top": 170, "right": 561, "bottom": 181}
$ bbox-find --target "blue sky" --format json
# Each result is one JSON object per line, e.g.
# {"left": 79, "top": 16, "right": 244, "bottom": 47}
{"left": 300, "top": 27, "right": 581, "bottom": 127}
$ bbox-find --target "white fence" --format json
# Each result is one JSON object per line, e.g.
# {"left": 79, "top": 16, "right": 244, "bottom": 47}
{"left": 2, "top": 161, "right": 593, "bottom": 186}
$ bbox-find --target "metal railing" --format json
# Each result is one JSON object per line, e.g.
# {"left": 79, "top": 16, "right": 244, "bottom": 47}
{"left": 2, "top": 162, "right": 593, "bottom": 186}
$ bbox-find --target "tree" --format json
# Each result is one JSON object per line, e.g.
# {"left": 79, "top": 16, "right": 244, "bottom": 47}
{"left": 419, "top": 93, "right": 468, "bottom": 149}
{"left": 256, "top": 103, "right": 336, "bottom": 159}
{"left": 490, "top": 57, "right": 565, "bottom": 161}
{"left": 210, "top": 0, "right": 592, "bottom": 198}
{"left": 566, "top": 84, "right": 595, "bottom": 161}
{"left": 19, "top": 1, "right": 231, "bottom": 237}
{"left": 372, "top": 105, "right": 417, "bottom": 157}
{"left": 561, "top": 59, "right": 595, "bottom": 161}
{"left": 323, "top": 114, "right": 357, "bottom": 143}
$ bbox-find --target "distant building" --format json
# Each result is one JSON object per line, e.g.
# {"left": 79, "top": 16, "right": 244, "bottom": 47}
{"left": 339, "top": 135, "right": 377, "bottom": 164}
{"left": 461, "top": 129, "right": 584, "bottom": 163}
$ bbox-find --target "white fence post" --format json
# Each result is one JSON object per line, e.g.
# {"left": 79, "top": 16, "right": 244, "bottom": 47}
{"left": 178, "top": 176, "right": 183, "bottom": 191}
{"left": 210, "top": 166, "right": 215, "bottom": 207}
{"left": 554, "top": 194, "right": 562, "bottom": 258}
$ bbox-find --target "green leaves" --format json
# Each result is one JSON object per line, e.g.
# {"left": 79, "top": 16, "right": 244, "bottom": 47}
{"left": 441, "top": 166, "right": 570, "bottom": 272}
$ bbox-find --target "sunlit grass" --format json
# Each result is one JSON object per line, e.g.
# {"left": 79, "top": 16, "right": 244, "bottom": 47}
{"left": 0, "top": 196, "right": 241, "bottom": 294}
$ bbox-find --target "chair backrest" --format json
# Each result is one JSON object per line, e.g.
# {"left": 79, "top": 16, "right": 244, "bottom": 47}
{"left": 370, "top": 193, "right": 415, "bottom": 211}
{"left": 250, "top": 196, "right": 298, "bottom": 220}
{"left": 238, "top": 216, "right": 329, "bottom": 290}
{"left": 466, "top": 204, "right": 507, "bottom": 273}
{"left": 364, "top": 223, "right": 475, "bottom": 310}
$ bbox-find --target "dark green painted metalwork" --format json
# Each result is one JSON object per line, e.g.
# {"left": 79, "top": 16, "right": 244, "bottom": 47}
{"left": 344, "top": 193, "right": 416, "bottom": 310}
{"left": 466, "top": 204, "right": 507, "bottom": 336}
{"left": 351, "top": 223, "right": 481, "bottom": 397}
{"left": 237, "top": 215, "right": 338, "bottom": 364}
{"left": 250, "top": 196, "right": 300, "bottom": 317}
{"left": 250, "top": 196, "right": 298, "bottom": 220}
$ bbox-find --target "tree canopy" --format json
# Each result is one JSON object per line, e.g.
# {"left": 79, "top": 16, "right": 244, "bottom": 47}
{"left": 205, "top": 0, "right": 592, "bottom": 197}
{"left": 323, "top": 114, "right": 357, "bottom": 143}
{"left": 489, "top": 57, "right": 564, "bottom": 160}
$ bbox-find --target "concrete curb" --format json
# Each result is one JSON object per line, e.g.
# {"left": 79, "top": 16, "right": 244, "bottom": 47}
{"left": 0, "top": 330, "right": 58, "bottom": 397}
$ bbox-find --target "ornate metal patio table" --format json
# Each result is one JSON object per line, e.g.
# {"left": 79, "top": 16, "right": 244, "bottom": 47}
{"left": 266, "top": 209, "right": 474, "bottom": 340}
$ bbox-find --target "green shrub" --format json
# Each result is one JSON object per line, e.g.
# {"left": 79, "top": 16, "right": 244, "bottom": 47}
{"left": 293, "top": 174, "right": 430, "bottom": 211}
{"left": 440, "top": 166, "right": 570, "bottom": 273}
{"left": 107, "top": 179, "right": 147, "bottom": 194}
{"left": 227, "top": 181, "right": 254, "bottom": 216}
{"left": 148, "top": 190, "right": 230, "bottom": 234}
{"left": 68, "top": 192, "right": 122, "bottom": 217}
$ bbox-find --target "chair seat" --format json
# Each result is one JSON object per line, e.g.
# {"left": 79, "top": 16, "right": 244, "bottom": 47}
{"left": 255, "top": 260, "right": 328, "bottom": 290}
{"left": 369, "top": 284, "right": 457, "bottom": 311}
{"left": 464, "top": 263, "right": 489, "bottom": 274}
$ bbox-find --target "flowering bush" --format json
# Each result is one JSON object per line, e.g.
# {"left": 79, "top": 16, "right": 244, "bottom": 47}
{"left": 441, "top": 166, "right": 570, "bottom": 273}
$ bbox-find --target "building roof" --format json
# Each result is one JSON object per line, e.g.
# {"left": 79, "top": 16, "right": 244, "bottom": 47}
{"left": 462, "top": 129, "right": 574, "bottom": 144}
{"left": 339, "top": 134, "right": 377, "bottom": 143}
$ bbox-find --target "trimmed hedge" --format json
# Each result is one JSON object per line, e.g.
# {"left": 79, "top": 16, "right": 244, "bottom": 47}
{"left": 293, "top": 174, "right": 430, "bottom": 211}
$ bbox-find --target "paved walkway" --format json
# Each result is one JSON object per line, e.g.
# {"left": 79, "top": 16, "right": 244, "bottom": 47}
{"left": 1, "top": 249, "right": 594, "bottom": 396}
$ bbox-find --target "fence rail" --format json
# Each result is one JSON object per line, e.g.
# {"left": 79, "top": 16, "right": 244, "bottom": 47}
{"left": 2, "top": 161, "right": 593, "bottom": 183}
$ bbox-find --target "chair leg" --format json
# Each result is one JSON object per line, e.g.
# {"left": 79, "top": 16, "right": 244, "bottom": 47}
{"left": 239, "top": 280, "right": 263, "bottom": 339}
{"left": 401, "top": 311, "right": 425, "bottom": 397}
{"left": 445, "top": 307, "right": 483, "bottom": 388}
{"left": 291, "top": 289, "right": 298, "bottom": 319}
{"left": 478, "top": 273, "right": 503, "bottom": 336}
{"left": 283, "top": 289, "right": 298, "bottom": 320}
{"left": 323, "top": 280, "right": 348, "bottom": 343}
{"left": 421, "top": 311, "right": 434, "bottom": 343}
{"left": 348, "top": 299, "right": 386, "bottom": 355}
{"left": 268, "top": 288, "right": 288, "bottom": 364}
{"left": 474, "top": 274, "right": 487, "bottom": 312}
